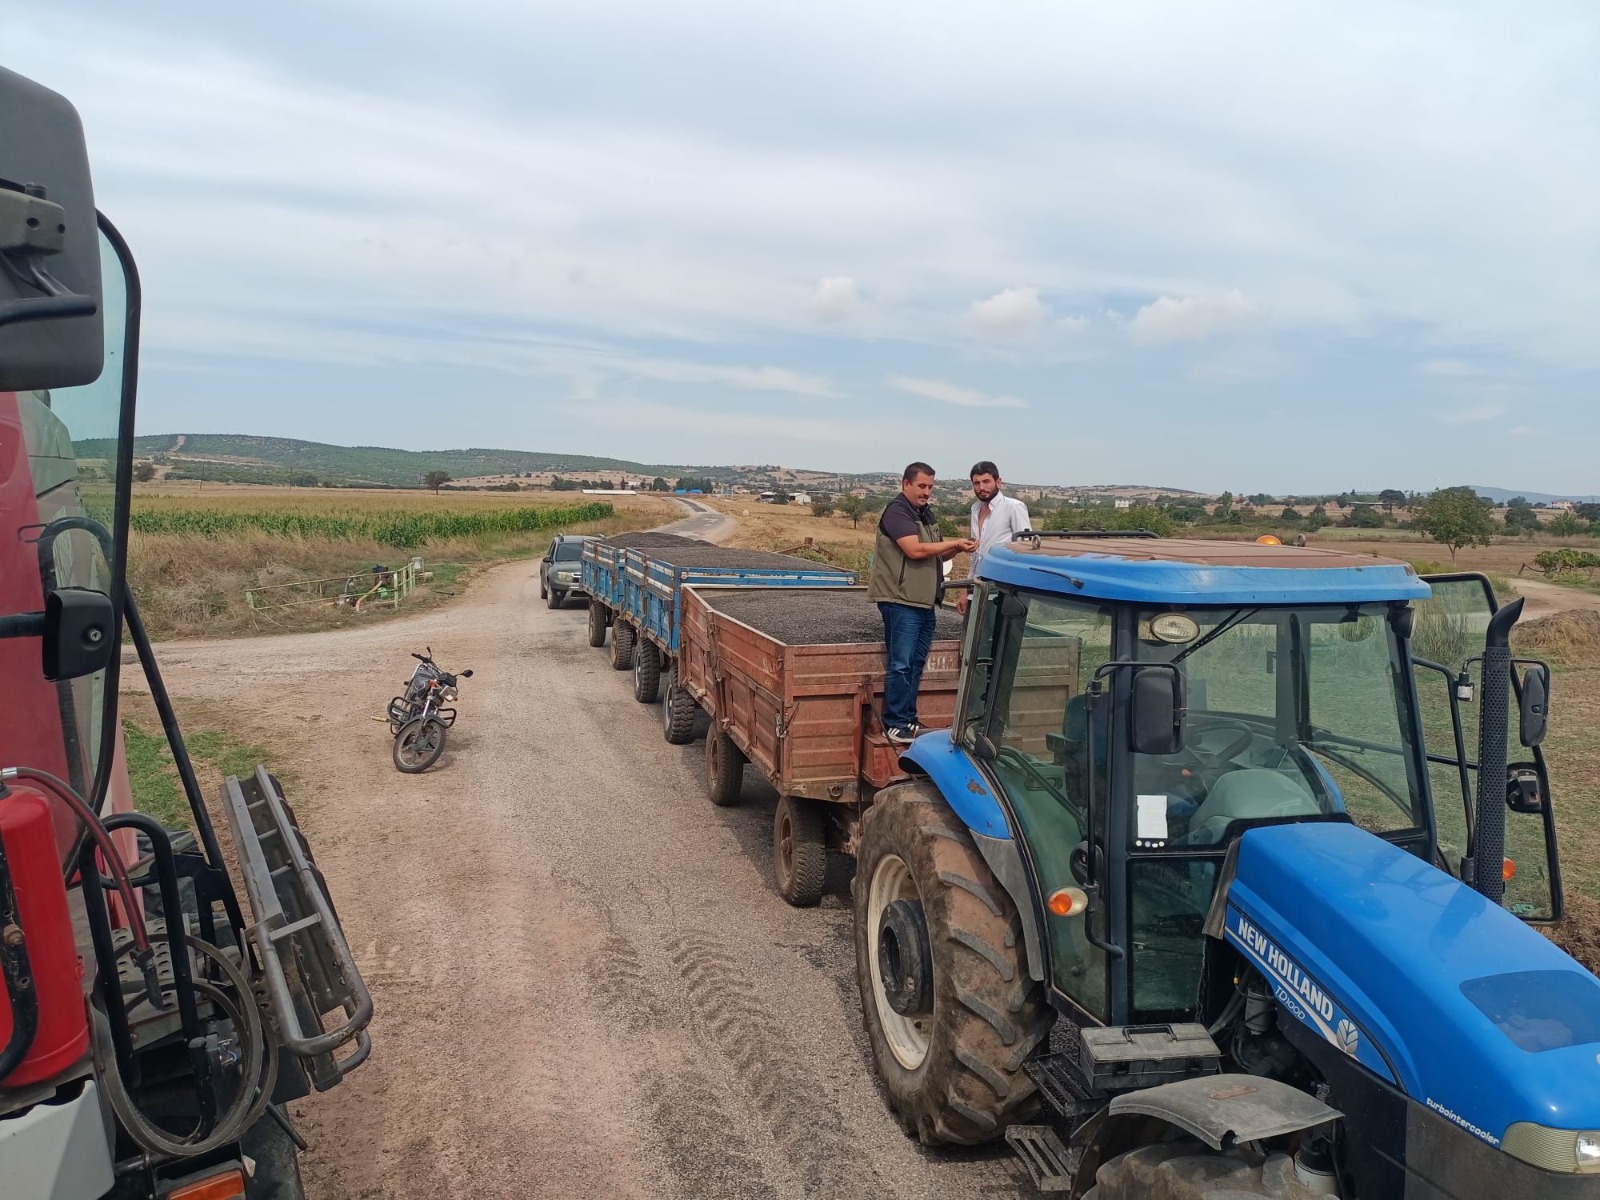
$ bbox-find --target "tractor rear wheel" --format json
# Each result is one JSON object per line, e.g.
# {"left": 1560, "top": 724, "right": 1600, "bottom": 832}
{"left": 706, "top": 729, "right": 746, "bottom": 807}
{"left": 773, "top": 794, "right": 828, "bottom": 906}
{"left": 1084, "top": 1141, "right": 1321, "bottom": 1198}
{"left": 662, "top": 666, "right": 699, "bottom": 744}
{"left": 633, "top": 640, "right": 661, "bottom": 703}
{"left": 854, "top": 780, "right": 1051, "bottom": 1145}
{"left": 587, "top": 600, "right": 608, "bottom": 647}
{"left": 610, "top": 621, "right": 636, "bottom": 671}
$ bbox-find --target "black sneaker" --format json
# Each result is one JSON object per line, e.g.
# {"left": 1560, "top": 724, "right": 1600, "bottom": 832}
{"left": 885, "top": 726, "right": 915, "bottom": 746}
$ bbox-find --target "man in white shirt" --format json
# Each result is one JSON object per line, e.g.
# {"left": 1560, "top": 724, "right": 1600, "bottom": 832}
{"left": 958, "top": 461, "right": 1031, "bottom": 613}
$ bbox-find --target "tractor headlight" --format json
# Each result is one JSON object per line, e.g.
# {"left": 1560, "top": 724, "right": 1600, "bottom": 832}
{"left": 1503, "top": 1123, "right": 1600, "bottom": 1173}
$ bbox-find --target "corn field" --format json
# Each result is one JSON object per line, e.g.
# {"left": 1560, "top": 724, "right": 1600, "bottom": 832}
{"left": 130, "top": 500, "right": 614, "bottom": 548}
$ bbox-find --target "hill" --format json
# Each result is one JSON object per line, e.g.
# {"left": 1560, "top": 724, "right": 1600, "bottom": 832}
{"left": 1470, "top": 485, "right": 1600, "bottom": 505}
{"left": 115, "top": 434, "right": 712, "bottom": 489}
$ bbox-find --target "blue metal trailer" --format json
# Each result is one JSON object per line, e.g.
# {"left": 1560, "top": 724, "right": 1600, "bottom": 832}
{"left": 580, "top": 535, "right": 858, "bottom": 712}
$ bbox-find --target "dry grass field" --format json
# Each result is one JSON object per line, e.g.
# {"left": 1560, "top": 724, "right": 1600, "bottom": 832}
{"left": 129, "top": 485, "right": 677, "bottom": 639}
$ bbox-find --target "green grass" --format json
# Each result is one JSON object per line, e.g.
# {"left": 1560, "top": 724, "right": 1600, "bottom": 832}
{"left": 130, "top": 501, "right": 615, "bottom": 548}
{"left": 122, "top": 717, "right": 288, "bottom": 832}
{"left": 122, "top": 719, "right": 187, "bottom": 829}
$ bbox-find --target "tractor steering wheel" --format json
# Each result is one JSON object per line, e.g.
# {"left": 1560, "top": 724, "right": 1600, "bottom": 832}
{"left": 1170, "top": 719, "right": 1257, "bottom": 772}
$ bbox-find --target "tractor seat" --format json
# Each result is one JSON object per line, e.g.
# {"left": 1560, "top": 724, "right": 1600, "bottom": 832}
{"left": 1181, "top": 770, "right": 1321, "bottom": 846}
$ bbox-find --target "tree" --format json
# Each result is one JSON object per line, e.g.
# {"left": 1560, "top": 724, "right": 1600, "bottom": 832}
{"left": 1378, "top": 489, "right": 1406, "bottom": 512}
{"left": 651, "top": 477, "right": 670, "bottom": 492}
{"left": 132, "top": 461, "right": 156, "bottom": 482}
{"left": 1506, "top": 495, "right": 1531, "bottom": 509}
{"left": 1305, "top": 504, "right": 1329, "bottom": 531}
{"left": 839, "top": 495, "right": 869, "bottom": 528}
{"left": 423, "top": 470, "right": 451, "bottom": 493}
{"left": 1549, "top": 511, "right": 1586, "bottom": 538}
{"left": 771, "top": 490, "right": 793, "bottom": 505}
{"left": 1415, "top": 486, "right": 1496, "bottom": 562}
{"left": 1342, "top": 504, "right": 1385, "bottom": 529}
{"left": 1247, "top": 493, "right": 1276, "bottom": 507}
{"left": 1503, "top": 506, "right": 1540, "bottom": 535}
{"left": 1279, "top": 506, "right": 1301, "bottom": 524}
{"left": 811, "top": 497, "right": 835, "bottom": 518}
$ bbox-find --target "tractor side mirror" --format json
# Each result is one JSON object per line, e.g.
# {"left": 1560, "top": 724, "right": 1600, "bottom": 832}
{"left": 1517, "top": 663, "right": 1549, "bottom": 747}
{"left": 1131, "top": 666, "right": 1185, "bottom": 756}
{"left": 42, "top": 586, "right": 116, "bottom": 681}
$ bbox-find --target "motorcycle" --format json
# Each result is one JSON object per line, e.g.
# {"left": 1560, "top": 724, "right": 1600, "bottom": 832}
{"left": 387, "top": 648, "right": 473, "bottom": 773}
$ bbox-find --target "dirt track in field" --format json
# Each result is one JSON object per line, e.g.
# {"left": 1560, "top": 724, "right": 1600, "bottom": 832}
{"left": 141, "top": 502, "right": 1034, "bottom": 1200}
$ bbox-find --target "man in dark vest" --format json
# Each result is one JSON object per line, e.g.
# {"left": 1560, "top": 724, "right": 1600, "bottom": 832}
{"left": 869, "top": 462, "right": 977, "bottom": 744}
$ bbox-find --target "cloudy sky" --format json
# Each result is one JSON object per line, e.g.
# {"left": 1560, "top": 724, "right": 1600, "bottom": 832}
{"left": 7, "top": 2, "right": 1598, "bottom": 492}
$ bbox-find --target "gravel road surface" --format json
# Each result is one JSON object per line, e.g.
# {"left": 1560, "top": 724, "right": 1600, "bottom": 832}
{"left": 136, "top": 501, "right": 1032, "bottom": 1200}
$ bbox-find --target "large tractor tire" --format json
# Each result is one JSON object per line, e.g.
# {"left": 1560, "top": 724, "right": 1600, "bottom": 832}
{"left": 633, "top": 640, "right": 662, "bottom": 703}
{"left": 610, "top": 621, "right": 636, "bottom": 671}
{"left": 773, "top": 794, "right": 828, "bottom": 906}
{"left": 587, "top": 600, "right": 608, "bottom": 648}
{"left": 705, "top": 728, "right": 747, "bottom": 807}
{"left": 662, "top": 666, "right": 699, "bottom": 745}
{"left": 854, "top": 780, "right": 1052, "bottom": 1145}
{"left": 1084, "top": 1141, "right": 1322, "bottom": 1199}
{"left": 241, "top": 1112, "right": 307, "bottom": 1199}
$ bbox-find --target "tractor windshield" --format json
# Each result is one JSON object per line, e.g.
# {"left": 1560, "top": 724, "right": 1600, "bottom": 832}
{"left": 0, "top": 223, "right": 130, "bottom": 833}
{"left": 1131, "top": 603, "right": 1427, "bottom": 846}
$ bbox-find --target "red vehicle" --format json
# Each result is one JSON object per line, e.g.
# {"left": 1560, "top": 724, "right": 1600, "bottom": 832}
{"left": 1, "top": 65, "right": 371, "bottom": 1198}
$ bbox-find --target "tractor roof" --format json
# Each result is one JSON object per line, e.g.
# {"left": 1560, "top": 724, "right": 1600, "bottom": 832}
{"left": 977, "top": 536, "right": 1431, "bottom": 606}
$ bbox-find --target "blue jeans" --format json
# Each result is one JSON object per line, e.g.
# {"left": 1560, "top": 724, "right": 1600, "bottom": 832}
{"left": 879, "top": 602, "right": 937, "bottom": 730}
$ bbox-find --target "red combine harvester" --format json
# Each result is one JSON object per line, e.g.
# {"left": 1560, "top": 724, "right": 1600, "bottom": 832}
{"left": 1, "top": 64, "right": 372, "bottom": 1197}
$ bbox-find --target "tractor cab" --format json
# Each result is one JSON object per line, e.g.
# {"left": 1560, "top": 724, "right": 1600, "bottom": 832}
{"left": 859, "top": 531, "right": 1588, "bottom": 1199}
{"left": 954, "top": 534, "right": 1559, "bottom": 1027}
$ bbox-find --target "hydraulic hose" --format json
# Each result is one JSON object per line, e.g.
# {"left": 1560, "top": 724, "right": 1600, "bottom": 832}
{"left": 1, "top": 765, "right": 153, "bottom": 960}
{"left": 90, "top": 933, "right": 277, "bottom": 1158}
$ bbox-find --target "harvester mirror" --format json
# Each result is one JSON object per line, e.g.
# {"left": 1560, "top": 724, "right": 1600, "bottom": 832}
{"left": 1131, "top": 665, "right": 1185, "bottom": 756}
{"left": 1517, "top": 663, "right": 1550, "bottom": 747}
{"left": 42, "top": 586, "right": 116, "bottom": 681}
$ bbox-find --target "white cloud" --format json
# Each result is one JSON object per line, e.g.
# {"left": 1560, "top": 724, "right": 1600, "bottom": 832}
{"left": 1418, "top": 358, "right": 1482, "bottom": 378}
{"left": 1439, "top": 403, "right": 1507, "bottom": 425}
{"left": 970, "top": 287, "right": 1047, "bottom": 335}
{"left": 808, "top": 275, "right": 860, "bottom": 321}
{"left": 889, "top": 376, "right": 1027, "bottom": 409}
{"left": 625, "top": 359, "right": 840, "bottom": 396}
{"left": 1057, "top": 315, "right": 1090, "bottom": 336}
{"left": 1509, "top": 425, "right": 1546, "bottom": 437}
{"left": 1127, "top": 291, "right": 1258, "bottom": 344}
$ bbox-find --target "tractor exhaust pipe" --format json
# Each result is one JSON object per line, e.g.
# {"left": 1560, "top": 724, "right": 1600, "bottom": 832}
{"left": 1473, "top": 596, "right": 1523, "bottom": 906}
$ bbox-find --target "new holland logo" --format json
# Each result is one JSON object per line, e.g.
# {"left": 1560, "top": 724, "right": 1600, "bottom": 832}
{"left": 1336, "top": 1018, "right": 1360, "bottom": 1057}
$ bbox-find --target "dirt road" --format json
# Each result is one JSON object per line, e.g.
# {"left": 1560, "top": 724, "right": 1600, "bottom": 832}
{"left": 1510, "top": 575, "right": 1600, "bottom": 620}
{"left": 142, "top": 511, "right": 1030, "bottom": 1199}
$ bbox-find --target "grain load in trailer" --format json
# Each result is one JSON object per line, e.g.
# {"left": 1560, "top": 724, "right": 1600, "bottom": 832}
{"left": 676, "top": 586, "right": 963, "bottom": 905}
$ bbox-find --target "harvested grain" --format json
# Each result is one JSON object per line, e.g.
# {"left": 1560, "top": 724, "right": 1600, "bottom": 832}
{"left": 642, "top": 545, "right": 855, "bottom": 573}
{"left": 601, "top": 532, "right": 706, "bottom": 548}
{"left": 703, "top": 588, "right": 965, "bottom": 646}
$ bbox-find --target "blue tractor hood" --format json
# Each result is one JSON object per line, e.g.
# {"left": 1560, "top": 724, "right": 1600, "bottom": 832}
{"left": 1219, "top": 822, "right": 1600, "bottom": 1150}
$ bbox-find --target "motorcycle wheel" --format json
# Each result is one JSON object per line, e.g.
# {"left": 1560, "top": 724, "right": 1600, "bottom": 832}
{"left": 393, "top": 717, "right": 448, "bottom": 773}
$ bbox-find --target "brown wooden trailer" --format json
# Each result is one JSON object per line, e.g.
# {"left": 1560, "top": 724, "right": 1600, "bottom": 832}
{"left": 676, "top": 585, "right": 965, "bottom": 905}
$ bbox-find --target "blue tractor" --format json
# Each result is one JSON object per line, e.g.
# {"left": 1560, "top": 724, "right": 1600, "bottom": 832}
{"left": 852, "top": 533, "right": 1591, "bottom": 1198}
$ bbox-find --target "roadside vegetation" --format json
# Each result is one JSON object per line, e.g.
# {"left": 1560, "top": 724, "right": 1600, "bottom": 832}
{"left": 129, "top": 487, "right": 675, "bottom": 639}
{"left": 121, "top": 696, "right": 288, "bottom": 833}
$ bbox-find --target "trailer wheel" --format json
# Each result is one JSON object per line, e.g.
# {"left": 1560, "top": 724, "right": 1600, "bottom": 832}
{"left": 706, "top": 729, "right": 747, "bottom": 807}
{"left": 634, "top": 640, "right": 662, "bottom": 703}
{"left": 774, "top": 794, "right": 828, "bottom": 906}
{"left": 662, "top": 667, "right": 699, "bottom": 745}
{"left": 854, "top": 781, "right": 1051, "bottom": 1145}
{"left": 610, "top": 621, "right": 636, "bottom": 671}
{"left": 1083, "top": 1140, "right": 1314, "bottom": 1199}
{"left": 587, "top": 600, "right": 608, "bottom": 647}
